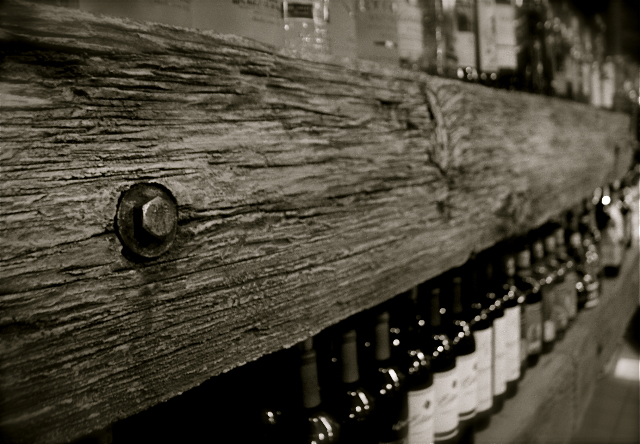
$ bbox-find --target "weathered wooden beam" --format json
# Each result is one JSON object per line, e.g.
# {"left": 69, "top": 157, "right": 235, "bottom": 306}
{"left": 0, "top": 1, "right": 636, "bottom": 442}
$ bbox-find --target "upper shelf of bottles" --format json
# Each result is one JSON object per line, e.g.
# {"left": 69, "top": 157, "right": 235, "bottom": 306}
{"left": 0, "top": 1, "right": 637, "bottom": 443}
{"left": 61, "top": 0, "right": 639, "bottom": 112}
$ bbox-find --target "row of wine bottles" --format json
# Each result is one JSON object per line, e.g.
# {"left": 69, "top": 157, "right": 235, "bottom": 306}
{"left": 61, "top": 0, "right": 640, "bottom": 113}
{"left": 104, "top": 170, "right": 637, "bottom": 444}
{"left": 246, "top": 173, "right": 638, "bottom": 444}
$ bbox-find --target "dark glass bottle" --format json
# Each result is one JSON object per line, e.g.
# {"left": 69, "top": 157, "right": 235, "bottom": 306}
{"left": 531, "top": 236, "right": 556, "bottom": 353}
{"left": 621, "top": 177, "right": 634, "bottom": 249}
{"left": 334, "top": 328, "right": 376, "bottom": 443}
{"left": 251, "top": 352, "right": 295, "bottom": 444}
{"left": 598, "top": 183, "right": 624, "bottom": 277}
{"left": 554, "top": 224, "right": 579, "bottom": 325}
{"left": 423, "top": 282, "right": 459, "bottom": 444}
{"left": 399, "top": 289, "right": 436, "bottom": 444}
{"left": 518, "top": 0, "right": 553, "bottom": 94}
{"left": 447, "top": 273, "right": 477, "bottom": 444}
{"left": 367, "top": 311, "right": 409, "bottom": 444}
{"left": 543, "top": 231, "right": 568, "bottom": 341}
{"left": 468, "top": 261, "right": 493, "bottom": 432}
{"left": 494, "top": 0, "right": 518, "bottom": 89}
{"left": 483, "top": 258, "right": 506, "bottom": 414}
{"left": 516, "top": 243, "right": 542, "bottom": 367}
{"left": 296, "top": 338, "right": 341, "bottom": 444}
{"left": 567, "top": 216, "right": 600, "bottom": 310}
{"left": 581, "top": 197, "right": 603, "bottom": 288}
{"left": 499, "top": 248, "right": 523, "bottom": 399}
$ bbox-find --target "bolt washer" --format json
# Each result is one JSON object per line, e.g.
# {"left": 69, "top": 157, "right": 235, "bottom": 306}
{"left": 115, "top": 183, "right": 178, "bottom": 259}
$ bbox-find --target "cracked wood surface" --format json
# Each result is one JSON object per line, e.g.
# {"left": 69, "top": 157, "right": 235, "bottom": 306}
{"left": 0, "top": 1, "right": 636, "bottom": 442}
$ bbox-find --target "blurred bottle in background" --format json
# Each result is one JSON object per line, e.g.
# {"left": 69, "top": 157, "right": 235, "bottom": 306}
{"left": 355, "top": 0, "right": 400, "bottom": 64}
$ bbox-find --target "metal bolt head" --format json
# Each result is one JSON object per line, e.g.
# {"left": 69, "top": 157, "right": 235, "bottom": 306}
{"left": 141, "top": 196, "right": 176, "bottom": 239}
{"left": 115, "top": 183, "right": 178, "bottom": 259}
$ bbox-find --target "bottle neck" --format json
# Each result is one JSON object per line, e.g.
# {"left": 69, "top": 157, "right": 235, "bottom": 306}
{"left": 516, "top": 248, "right": 531, "bottom": 270}
{"left": 554, "top": 228, "right": 566, "bottom": 248}
{"left": 544, "top": 235, "right": 556, "bottom": 255}
{"left": 299, "top": 340, "right": 321, "bottom": 409}
{"left": 532, "top": 240, "right": 545, "bottom": 261}
{"left": 452, "top": 277, "right": 463, "bottom": 315}
{"left": 341, "top": 330, "right": 360, "bottom": 384}
{"left": 375, "top": 312, "right": 391, "bottom": 362}
{"left": 504, "top": 254, "right": 516, "bottom": 277}
{"left": 430, "top": 289, "right": 442, "bottom": 328}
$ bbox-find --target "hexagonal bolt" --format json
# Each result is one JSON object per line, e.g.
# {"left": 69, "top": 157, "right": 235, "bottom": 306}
{"left": 141, "top": 196, "right": 177, "bottom": 239}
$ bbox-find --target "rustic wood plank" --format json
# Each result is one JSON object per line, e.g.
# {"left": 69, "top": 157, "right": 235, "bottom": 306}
{"left": 0, "top": 1, "right": 636, "bottom": 442}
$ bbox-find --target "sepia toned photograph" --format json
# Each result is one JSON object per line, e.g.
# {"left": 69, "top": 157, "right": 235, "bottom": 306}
{"left": 1, "top": 0, "right": 638, "bottom": 443}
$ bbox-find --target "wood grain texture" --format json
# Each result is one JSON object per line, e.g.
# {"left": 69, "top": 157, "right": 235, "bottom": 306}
{"left": 0, "top": 1, "right": 636, "bottom": 442}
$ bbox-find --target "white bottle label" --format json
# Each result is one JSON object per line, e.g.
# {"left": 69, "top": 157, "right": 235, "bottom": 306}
{"left": 456, "top": 352, "right": 477, "bottom": 420}
{"left": 505, "top": 305, "right": 521, "bottom": 382}
{"left": 493, "top": 316, "right": 507, "bottom": 396}
{"left": 525, "top": 302, "right": 542, "bottom": 354}
{"left": 543, "top": 319, "right": 555, "bottom": 342}
{"left": 520, "top": 305, "right": 528, "bottom": 364}
{"left": 474, "top": 327, "right": 493, "bottom": 412}
{"left": 408, "top": 385, "right": 435, "bottom": 444}
{"left": 434, "top": 366, "right": 459, "bottom": 440}
{"left": 542, "top": 287, "right": 556, "bottom": 342}
{"left": 585, "top": 281, "right": 600, "bottom": 308}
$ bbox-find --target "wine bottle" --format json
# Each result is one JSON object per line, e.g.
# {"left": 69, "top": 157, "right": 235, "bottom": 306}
{"left": 598, "top": 183, "right": 625, "bottom": 277}
{"left": 453, "top": 0, "right": 478, "bottom": 82}
{"left": 334, "top": 328, "right": 376, "bottom": 443}
{"left": 397, "top": 0, "right": 424, "bottom": 69}
{"left": 476, "top": 0, "right": 498, "bottom": 86}
{"left": 425, "top": 283, "right": 459, "bottom": 443}
{"left": 252, "top": 352, "right": 295, "bottom": 444}
{"left": 354, "top": 0, "right": 400, "bottom": 65}
{"left": 554, "top": 224, "right": 579, "bottom": 325}
{"left": 567, "top": 215, "right": 600, "bottom": 311}
{"left": 515, "top": 243, "right": 542, "bottom": 367}
{"left": 468, "top": 260, "right": 493, "bottom": 432}
{"left": 296, "top": 338, "right": 341, "bottom": 444}
{"left": 328, "top": 0, "right": 358, "bottom": 61}
{"left": 482, "top": 257, "right": 506, "bottom": 414}
{"left": 283, "top": 0, "right": 330, "bottom": 57}
{"left": 366, "top": 311, "right": 409, "bottom": 444}
{"left": 621, "top": 177, "right": 634, "bottom": 249}
{"left": 499, "top": 247, "right": 523, "bottom": 398}
{"left": 531, "top": 236, "right": 556, "bottom": 354}
{"left": 543, "top": 231, "right": 568, "bottom": 341}
{"left": 421, "top": 0, "right": 444, "bottom": 75}
{"left": 399, "top": 289, "right": 435, "bottom": 444}
{"left": 447, "top": 272, "right": 477, "bottom": 443}
{"left": 494, "top": 0, "right": 518, "bottom": 89}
